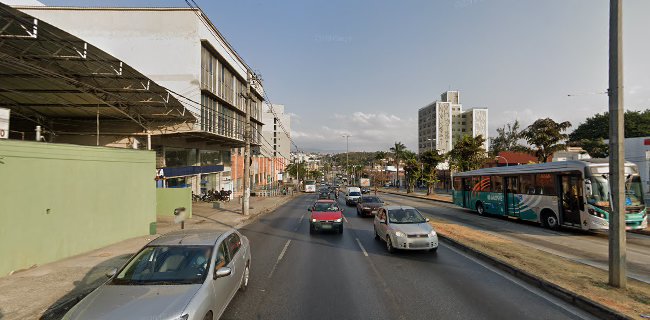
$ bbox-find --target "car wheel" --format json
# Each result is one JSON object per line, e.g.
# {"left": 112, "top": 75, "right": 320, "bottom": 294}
{"left": 386, "top": 236, "right": 395, "bottom": 253}
{"left": 476, "top": 202, "right": 485, "bottom": 216}
{"left": 203, "top": 311, "right": 213, "bottom": 320}
{"left": 338, "top": 225, "right": 344, "bottom": 234}
{"left": 430, "top": 247, "right": 438, "bottom": 253}
{"left": 309, "top": 224, "right": 315, "bottom": 234}
{"left": 239, "top": 263, "right": 250, "bottom": 292}
{"left": 356, "top": 208, "right": 361, "bottom": 216}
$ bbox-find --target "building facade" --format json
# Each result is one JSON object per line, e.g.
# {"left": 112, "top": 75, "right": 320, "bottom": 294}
{"left": 18, "top": 6, "right": 266, "bottom": 195}
{"left": 418, "top": 91, "right": 488, "bottom": 154}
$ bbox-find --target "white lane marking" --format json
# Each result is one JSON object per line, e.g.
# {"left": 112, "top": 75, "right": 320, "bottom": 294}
{"left": 343, "top": 216, "right": 349, "bottom": 223}
{"left": 294, "top": 213, "right": 306, "bottom": 231}
{"left": 444, "top": 244, "right": 596, "bottom": 320}
{"left": 267, "top": 239, "right": 292, "bottom": 278}
{"left": 355, "top": 238, "right": 369, "bottom": 257}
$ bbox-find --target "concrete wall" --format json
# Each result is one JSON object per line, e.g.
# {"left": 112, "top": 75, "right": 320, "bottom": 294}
{"left": 0, "top": 140, "right": 156, "bottom": 276}
{"left": 156, "top": 188, "right": 192, "bottom": 217}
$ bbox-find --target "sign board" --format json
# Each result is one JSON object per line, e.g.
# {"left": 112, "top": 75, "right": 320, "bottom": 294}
{"left": 360, "top": 178, "right": 370, "bottom": 187}
{"left": 0, "top": 108, "right": 9, "bottom": 139}
{"left": 277, "top": 172, "right": 283, "bottom": 181}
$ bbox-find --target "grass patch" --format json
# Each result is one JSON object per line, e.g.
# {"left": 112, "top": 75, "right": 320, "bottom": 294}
{"left": 430, "top": 218, "right": 650, "bottom": 319}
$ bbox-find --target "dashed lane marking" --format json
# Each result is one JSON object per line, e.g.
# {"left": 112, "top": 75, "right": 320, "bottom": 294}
{"left": 267, "top": 239, "right": 292, "bottom": 279}
{"left": 355, "top": 238, "right": 369, "bottom": 257}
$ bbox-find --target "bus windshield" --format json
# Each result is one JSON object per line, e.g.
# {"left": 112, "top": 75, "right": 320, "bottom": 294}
{"left": 588, "top": 174, "right": 645, "bottom": 207}
{"left": 305, "top": 180, "right": 316, "bottom": 185}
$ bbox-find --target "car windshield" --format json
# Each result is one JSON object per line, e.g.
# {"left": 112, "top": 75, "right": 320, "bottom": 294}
{"left": 388, "top": 208, "right": 426, "bottom": 224}
{"left": 362, "top": 197, "right": 381, "bottom": 203}
{"left": 112, "top": 245, "right": 212, "bottom": 285}
{"left": 349, "top": 192, "right": 361, "bottom": 196}
{"left": 313, "top": 202, "right": 340, "bottom": 211}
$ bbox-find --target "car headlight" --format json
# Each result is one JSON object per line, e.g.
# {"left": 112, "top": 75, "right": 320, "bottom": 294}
{"left": 335, "top": 218, "right": 342, "bottom": 222}
{"left": 312, "top": 218, "right": 317, "bottom": 222}
{"left": 362, "top": 206, "right": 370, "bottom": 210}
{"left": 394, "top": 231, "right": 406, "bottom": 238}
{"left": 428, "top": 230, "right": 437, "bottom": 237}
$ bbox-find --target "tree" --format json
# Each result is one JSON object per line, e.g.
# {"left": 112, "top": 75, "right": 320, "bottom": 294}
{"left": 570, "top": 138, "right": 609, "bottom": 158}
{"left": 420, "top": 149, "right": 445, "bottom": 195}
{"left": 285, "top": 162, "right": 307, "bottom": 181}
{"left": 522, "top": 118, "right": 572, "bottom": 163}
{"left": 403, "top": 158, "right": 421, "bottom": 193}
{"left": 389, "top": 142, "right": 407, "bottom": 188}
{"left": 490, "top": 120, "right": 526, "bottom": 156}
{"left": 448, "top": 135, "right": 487, "bottom": 172}
{"left": 569, "top": 110, "right": 650, "bottom": 141}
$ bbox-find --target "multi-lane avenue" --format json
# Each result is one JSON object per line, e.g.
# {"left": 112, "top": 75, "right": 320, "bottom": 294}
{"left": 221, "top": 193, "right": 598, "bottom": 320}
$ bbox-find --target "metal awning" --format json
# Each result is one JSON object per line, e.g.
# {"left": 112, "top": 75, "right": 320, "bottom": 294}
{"left": 0, "top": 2, "right": 196, "bottom": 135}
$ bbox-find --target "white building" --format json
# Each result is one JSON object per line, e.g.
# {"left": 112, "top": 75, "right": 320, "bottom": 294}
{"left": 17, "top": 5, "right": 266, "bottom": 194}
{"left": 261, "top": 104, "right": 291, "bottom": 163}
{"left": 418, "top": 91, "right": 488, "bottom": 154}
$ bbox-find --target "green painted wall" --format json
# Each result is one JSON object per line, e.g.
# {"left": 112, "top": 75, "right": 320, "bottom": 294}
{"left": 156, "top": 188, "right": 192, "bottom": 217}
{"left": 0, "top": 140, "right": 156, "bottom": 276}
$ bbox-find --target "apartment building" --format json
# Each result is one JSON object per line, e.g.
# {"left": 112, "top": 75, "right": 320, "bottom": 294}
{"left": 418, "top": 91, "right": 488, "bottom": 154}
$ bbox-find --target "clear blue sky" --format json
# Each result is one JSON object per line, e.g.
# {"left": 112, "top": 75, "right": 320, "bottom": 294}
{"left": 40, "top": 0, "right": 650, "bottom": 153}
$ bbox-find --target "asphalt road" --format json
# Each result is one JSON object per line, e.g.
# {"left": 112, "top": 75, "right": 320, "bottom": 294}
{"left": 377, "top": 192, "right": 650, "bottom": 283}
{"left": 222, "top": 194, "right": 597, "bottom": 320}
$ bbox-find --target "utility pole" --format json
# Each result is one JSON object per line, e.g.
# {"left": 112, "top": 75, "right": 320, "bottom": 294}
{"left": 608, "top": 0, "right": 626, "bottom": 288}
{"left": 242, "top": 71, "right": 253, "bottom": 216}
{"left": 342, "top": 135, "right": 350, "bottom": 184}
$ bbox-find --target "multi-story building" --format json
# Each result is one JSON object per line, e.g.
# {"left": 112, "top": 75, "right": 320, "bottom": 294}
{"left": 262, "top": 104, "right": 291, "bottom": 162}
{"left": 17, "top": 5, "right": 266, "bottom": 194}
{"left": 418, "top": 91, "right": 488, "bottom": 154}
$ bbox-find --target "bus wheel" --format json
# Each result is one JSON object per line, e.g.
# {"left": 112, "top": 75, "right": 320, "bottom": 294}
{"left": 541, "top": 211, "right": 559, "bottom": 230}
{"left": 476, "top": 202, "right": 485, "bottom": 216}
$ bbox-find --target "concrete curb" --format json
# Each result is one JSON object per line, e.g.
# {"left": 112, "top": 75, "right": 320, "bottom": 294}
{"left": 38, "top": 195, "right": 300, "bottom": 320}
{"left": 378, "top": 189, "right": 453, "bottom": 204}
{"left": 438, "top": 234, "right": 631, "bottom": 320}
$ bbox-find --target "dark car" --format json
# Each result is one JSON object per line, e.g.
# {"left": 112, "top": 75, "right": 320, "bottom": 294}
{"left": 318, "top": 191, "right": 331, "bottom": 200}
{"left": 356, "top": 195, "right": 384, "bottom": 217}
{"left": 361, "top": 187, "right": 370, "bottom": 194}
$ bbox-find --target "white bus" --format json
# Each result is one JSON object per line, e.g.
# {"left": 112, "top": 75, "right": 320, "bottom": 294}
{"left": 453, "top": 159, "right": 648, "bottom": 231}
{"left": 304, "top": 180, "right": 317, "bottom": 193}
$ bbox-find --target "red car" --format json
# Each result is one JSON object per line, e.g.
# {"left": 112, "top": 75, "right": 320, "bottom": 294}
{"left": 308, "top": 199, "right": 344, "bottom": 234}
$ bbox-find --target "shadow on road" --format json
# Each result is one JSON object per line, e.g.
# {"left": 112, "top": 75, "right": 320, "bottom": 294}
{"left": 39, "top": 253, "right": 133, "bottom": 320}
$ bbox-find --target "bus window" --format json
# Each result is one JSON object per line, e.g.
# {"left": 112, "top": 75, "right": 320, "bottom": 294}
{"left": 453, "top": 177, "right": 462, "bottom": 190}
{"left": 535, "top": 174, "right": 556, "bottom": 195}
{"left": 492, "top": 176, "right": 503, "bottom": 192}
{"left": 520, "top": 174, "right": 535, "bottom": 194}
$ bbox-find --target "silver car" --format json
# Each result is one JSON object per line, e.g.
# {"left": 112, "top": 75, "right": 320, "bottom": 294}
{"left": 63, "top": 228, "right": 251, "bottom": 320}
{"left": 374, "top": 206, "right": 439, "bottom": 253}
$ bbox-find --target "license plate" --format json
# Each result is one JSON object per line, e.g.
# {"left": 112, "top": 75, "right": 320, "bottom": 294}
{"left": 321, "top": 224, "right": 332, "bottom": 230}
{"left": 371, "top": 210, "right": 378, "bottom": 213}
{"left": 409, "top": 241, "right": 428, "bottom": 248}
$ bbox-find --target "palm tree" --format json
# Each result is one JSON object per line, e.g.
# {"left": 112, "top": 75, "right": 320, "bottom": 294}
{"left": 389, "top": 142, "right": 406, "bottom": 188}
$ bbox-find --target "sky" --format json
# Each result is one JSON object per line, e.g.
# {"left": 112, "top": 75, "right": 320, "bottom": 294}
{"left": 38, "top": 0, "right": 650, "bottom": 153}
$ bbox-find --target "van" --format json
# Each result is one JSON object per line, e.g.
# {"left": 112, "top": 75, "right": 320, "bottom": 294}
{"left": 345, "top": 187, "right": 362, "bottom": 206}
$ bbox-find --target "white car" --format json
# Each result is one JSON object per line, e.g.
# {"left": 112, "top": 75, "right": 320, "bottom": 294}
{"left": 345, "top": 187, "right": 362, "bottom": 206}
{"left": 374, "top": 206, "right": 439, "bottom": 253}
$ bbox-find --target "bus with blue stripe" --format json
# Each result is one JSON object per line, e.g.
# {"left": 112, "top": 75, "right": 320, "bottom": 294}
{"left": 452, "top": 160, "right": 647, "bottom": 231}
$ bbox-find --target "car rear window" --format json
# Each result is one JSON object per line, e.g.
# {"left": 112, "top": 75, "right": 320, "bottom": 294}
{"left": 350, "top": 192, "right": 361, "bottom": 196}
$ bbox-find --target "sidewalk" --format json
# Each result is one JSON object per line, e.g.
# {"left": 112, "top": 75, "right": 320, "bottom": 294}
{"left": 0, "top": 194, "right": 296, "bottom": 320}
{"left": 377, "top": 188, "right": 453, "bottom": 203}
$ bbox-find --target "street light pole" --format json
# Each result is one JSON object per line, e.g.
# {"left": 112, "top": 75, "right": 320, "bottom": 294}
{"left": 608, "top": 0, "right": 626, "bottom": 288}
{"left": 342, "top": 135, "right": 350, "bottom": 184}
{"left": 495, "top": 155, "right": 509, "bottom": 167}
{"left": 242, "top": 71, "right": 252, "bottom": 216}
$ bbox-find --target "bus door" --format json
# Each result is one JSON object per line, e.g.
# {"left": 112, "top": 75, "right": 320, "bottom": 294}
{"left": 462, "top": 178, "right": 471, "bottom": 208}
{"left": 559, "top": 174, "right": 583, "bottom": 226}
{"left": 504, "top": 176, "right": 519, "bottom": 217}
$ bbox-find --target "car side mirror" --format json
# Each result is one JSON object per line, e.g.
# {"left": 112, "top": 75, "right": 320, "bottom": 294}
{"left": 214, "top": 267, "right": 232, "bottom": 279}
{"left": 379, "top": 219, "right": 386, "bottom": 224}
{"left": 308, "top": 208, "right": 312, "bottom": 211}
{"left": 425, "top": 218, "right": 430, "bottom": 222}
{"left": 105, "top": 267, "right": 118, "bottom": 278}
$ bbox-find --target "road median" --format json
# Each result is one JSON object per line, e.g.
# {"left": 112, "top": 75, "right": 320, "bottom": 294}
{"left": 430, "top": 218, "right": 649, "bottom": 320}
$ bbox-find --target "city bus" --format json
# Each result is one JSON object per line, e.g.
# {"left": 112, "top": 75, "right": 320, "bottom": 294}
{"left": 452, "top": 159, "right": 647, "bottom": 231}
{"left": 304, "top": 180, "right": 317, "bottom": 193}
